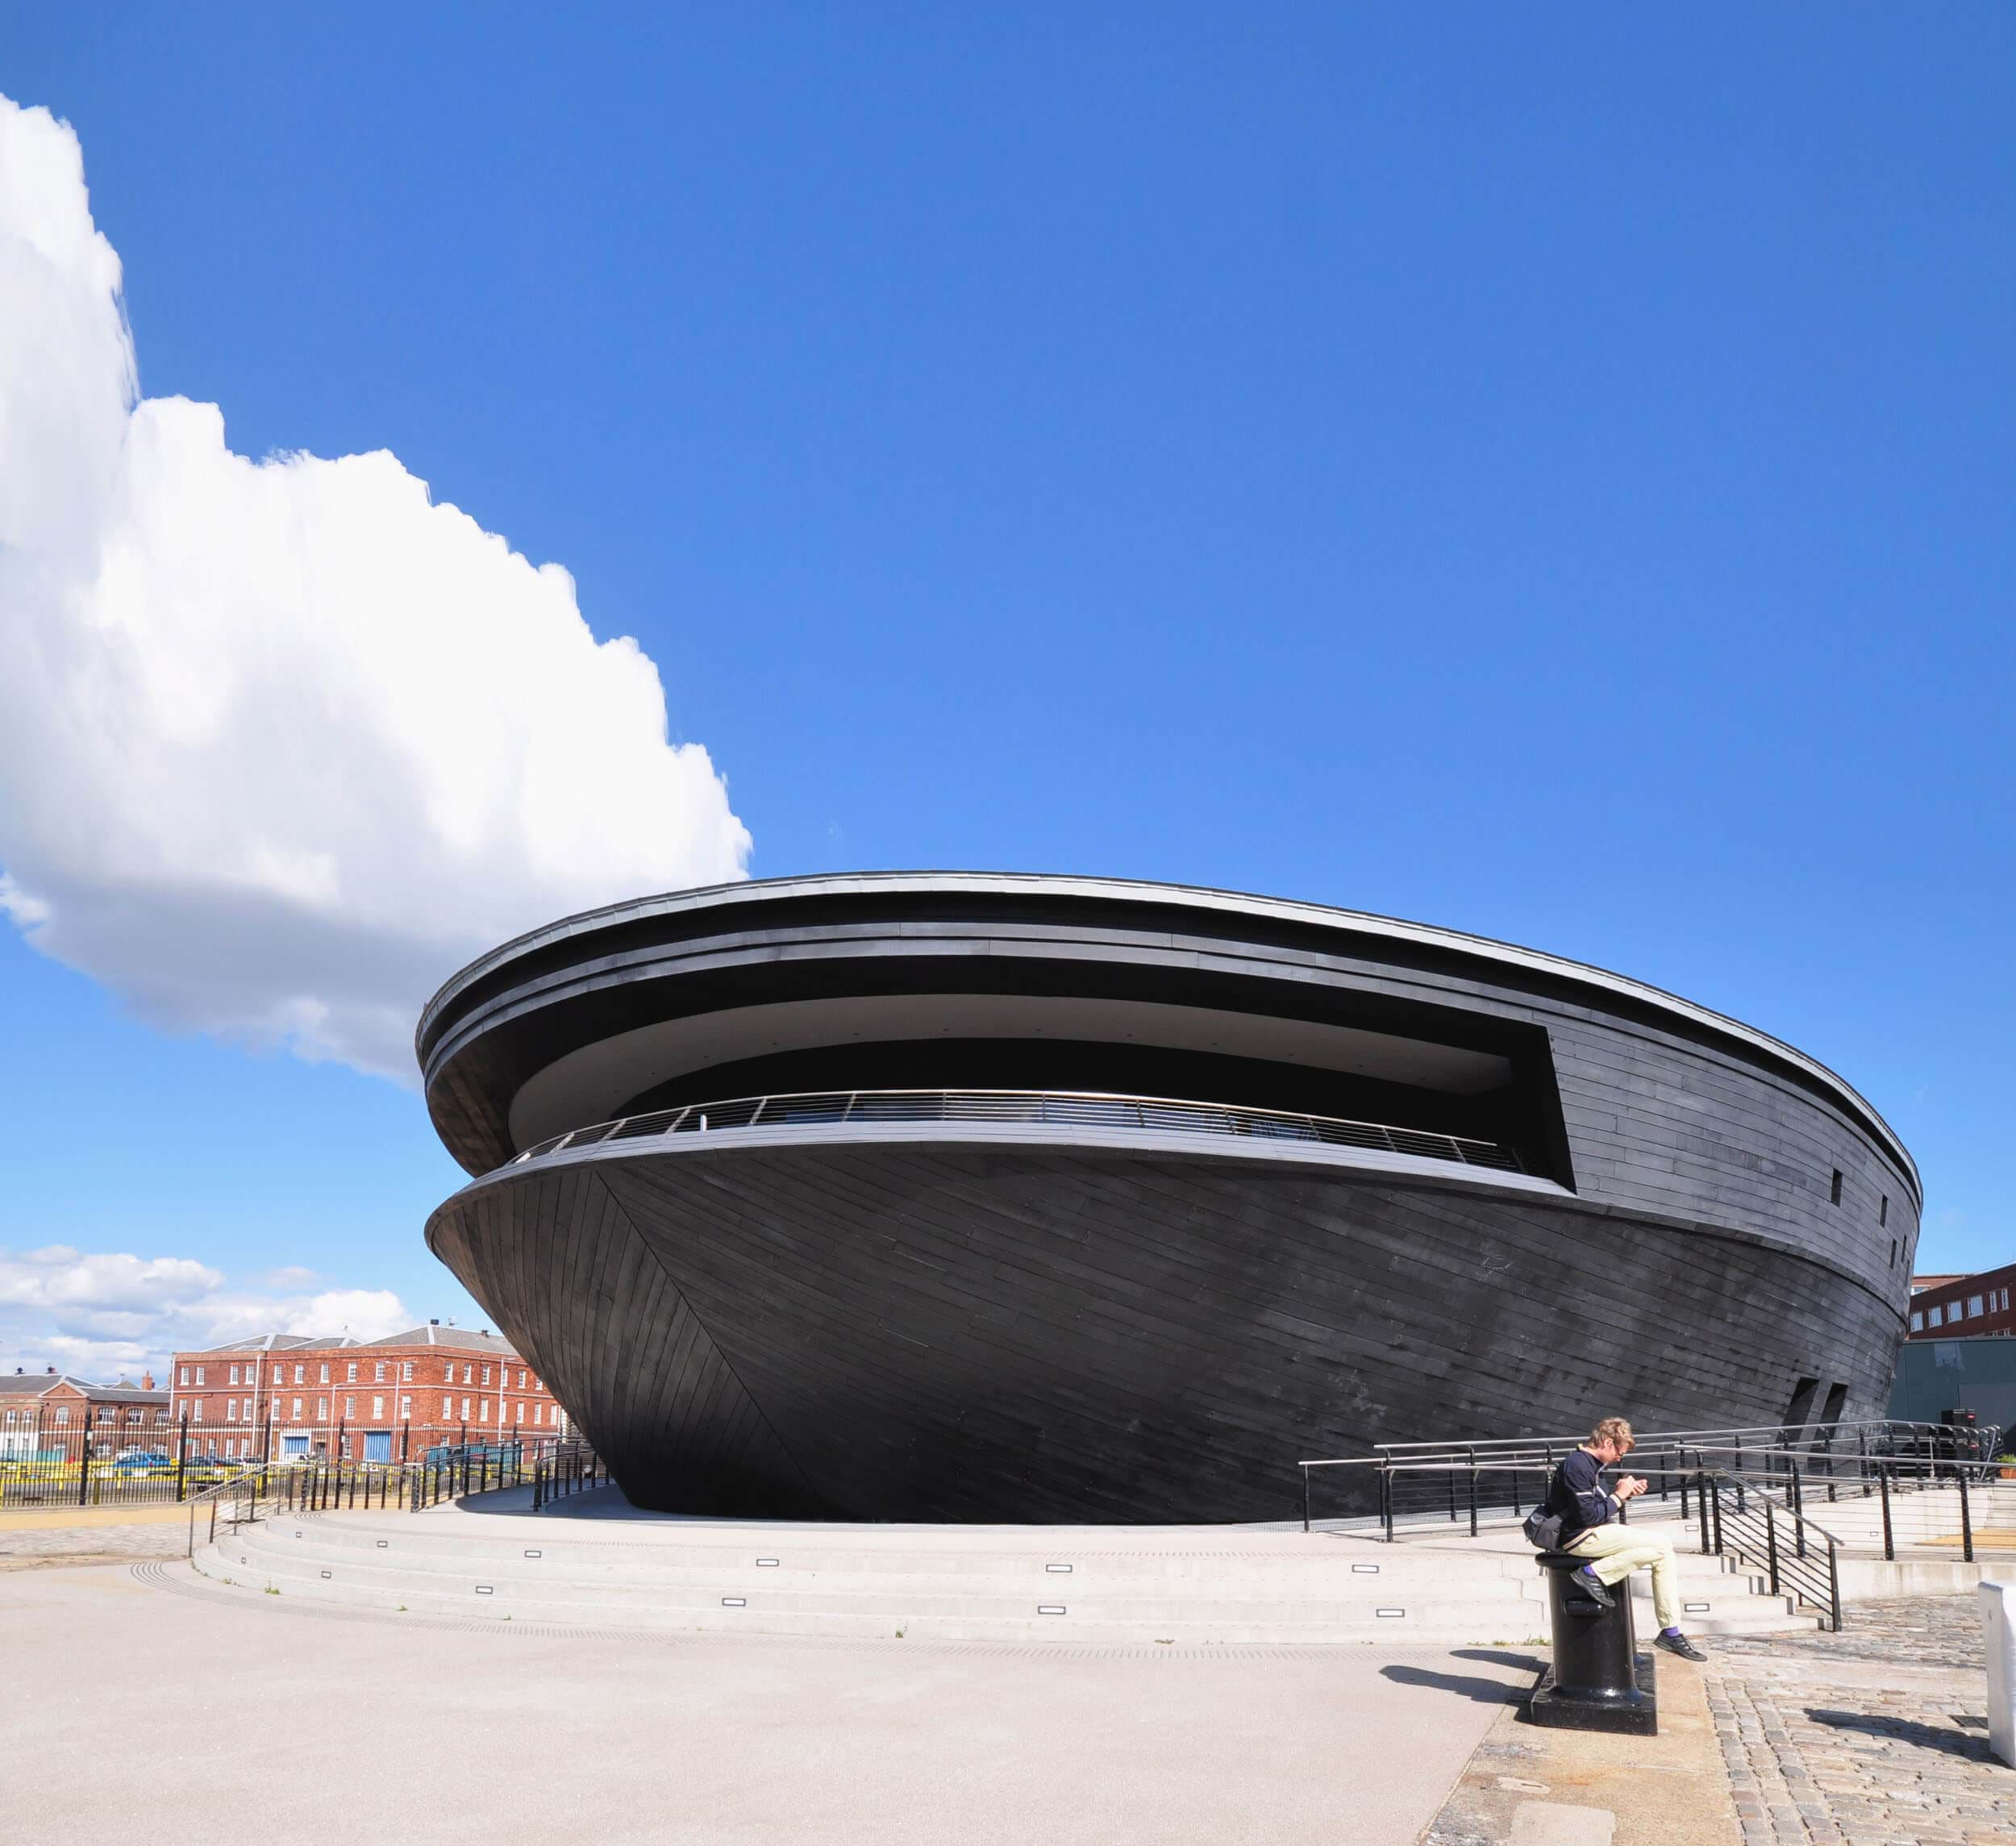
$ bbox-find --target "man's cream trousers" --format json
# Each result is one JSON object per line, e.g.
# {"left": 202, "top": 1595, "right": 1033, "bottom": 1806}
{"left": 1564, "top": 1522, "right": 1678, "bottom": 1629}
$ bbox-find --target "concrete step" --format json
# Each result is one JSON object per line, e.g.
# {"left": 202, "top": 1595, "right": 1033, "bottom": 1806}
{"left": 194, "top": 1509, "right": 1810, "bottom": 1643}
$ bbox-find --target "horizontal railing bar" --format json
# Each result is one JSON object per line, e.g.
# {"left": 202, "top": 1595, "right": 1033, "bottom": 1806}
{"left": 509, "top": 1089, "right": 1526, "bottom": 1177}
{"left": 1367, "top": 1417, "right": 1973, "bottom": 1455}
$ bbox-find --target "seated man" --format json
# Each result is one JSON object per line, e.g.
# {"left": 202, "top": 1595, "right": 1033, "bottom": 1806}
{"left": 1547, "top": 1415, "right": 1706, "bottom": 1661}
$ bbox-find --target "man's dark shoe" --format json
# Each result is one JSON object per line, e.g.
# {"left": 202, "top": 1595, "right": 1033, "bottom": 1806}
{"left": 1572, "top": 1566, "right": 1614, "bottom": 1608}
{"left": 1655, "top": 1630, "right": 1708, "bottom": 1661}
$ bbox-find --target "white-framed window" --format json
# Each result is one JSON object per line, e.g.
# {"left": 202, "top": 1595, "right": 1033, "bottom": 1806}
{"left": 519, "top": 1369, "right": 527, "bottom": 1388}
{"left": 515, "top": 1402, "right": 524, "bottom": 1424}
{"left": 1969, "top": 1295, "right": 1985, "bottom": 1319}
{"left": 344, "top": 1397, "right": 354, "bottom": 1417}
{"left": 441, "top": 1396, "right": 452, "bottom": 1417}
{"left": 1928, "top": 1305, "right": 1944, "bottom": 1327}
{"left": 480, "top": 1400, "right": 489, "bottom": 1422}
{"left": 317, "top": 1398, "right": 327, "bottom": 1419}
{"left": 194, "top": 1367, "right": 206, "bottom": 1386}
{"left": 482, "top": 1365, "right": 492, "bottom": 1386}
{"left": 191, "top": 1403, "right": 202, "bottom": 1423}
{"left": 319, "top": 1364, "right": 329, "bottom": 1384}
{"left": 346, "top": 1362, "right": 357, "bottom": 1382}
{"left": 226, "top": 1399, "right": 236, "bottom": 1419}
{"left": 294, "top": 1363, "right": 306, "bottom": 1384}
{"left": 444, "top": 1361, "right": 455, "bottom": 1383}
{"left": 400, "top": 1397, "right": 411, "bottom": 1419}
{"left": 1910, "top": 1311, "right": 1923, "bottom": 1331}
{"left": 229, "top": 1365, "right": 240, "bottom": 1386}
{"left": 374, "top": 1362, "right": 386, "bottom": 1383}
{"left": 463, "top": 1364, "right": 473, "bottom": 1384}
{"left": 461, "top": 1397, "right": 471, "bottom": 1419}
{"left": 372, "top": 1396, "right": 384, "bottom": 1419}
{"left": 179, "top": 1366, "right": 190, "bottom": 1386}
{"left": 290, "top": 1398, "right": 302, "bottom": 1418}
{"left": 402, "top": 1362, "right": 413, "bottom": 1382}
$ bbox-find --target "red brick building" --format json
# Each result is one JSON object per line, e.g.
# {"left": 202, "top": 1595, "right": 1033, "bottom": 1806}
{"left": 169, "top": 1322, "right": 569, "bottom": 1463}
{"left": 0, "top": 1369, "right": 173, "bottom": 1460}
{"left": 1907, "top": 1265, "right": 2016, "bottom": 1340}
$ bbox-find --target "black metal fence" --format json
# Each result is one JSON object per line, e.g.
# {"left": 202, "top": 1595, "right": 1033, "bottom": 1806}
{"left": 185, "top": 1438, "right": 603, "bottom": 1554}
{"left": 0, "top": 1405, "right": 580, "bottom": 1507}
{"left": 530, "top": 1440, "right": 607, "bottom": 1511}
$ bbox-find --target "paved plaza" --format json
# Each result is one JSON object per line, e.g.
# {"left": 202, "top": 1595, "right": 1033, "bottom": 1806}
{"left": 1706, "top": 1596, "right": 2014, "bottom": 1846}
{"left": 11, "top": 1537, "right": 2012, "bottom": 1844}
{"left": 0, "top": 1504, "right": 192, "bottom": 1569}
{"left": 9, "top": 1556, "right": 1532, "bottom": 1846}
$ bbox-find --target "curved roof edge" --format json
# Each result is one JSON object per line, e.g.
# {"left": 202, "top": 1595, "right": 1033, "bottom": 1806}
{"left": 415, "top": 869, "right": 1918, "bottom": 1192}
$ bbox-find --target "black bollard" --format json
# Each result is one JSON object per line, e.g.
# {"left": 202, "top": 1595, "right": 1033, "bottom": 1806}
{"left": 1527, "top": 1552, "right": 1657, "bottom": 1735}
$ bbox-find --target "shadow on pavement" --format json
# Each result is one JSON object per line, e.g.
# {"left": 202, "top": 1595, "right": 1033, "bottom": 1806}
{"left": 1379, "top": 1663, "right": 1528, "bottom": 1705}
{"left": 1453, "top": 1648, "right": 1547, "bottom": 1675}
{"left": 1806, "top": 1708, "right": 1995, "bottom": 1761}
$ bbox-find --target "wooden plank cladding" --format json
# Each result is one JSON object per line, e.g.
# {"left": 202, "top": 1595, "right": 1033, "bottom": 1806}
{"left": 418, "top": 873, "right": 1917, "bottom": 1524}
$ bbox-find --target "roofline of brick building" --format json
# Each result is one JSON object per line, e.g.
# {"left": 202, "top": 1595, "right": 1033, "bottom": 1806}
{"left": 364, "top": 1324, "right": 520, "bottom": 1356}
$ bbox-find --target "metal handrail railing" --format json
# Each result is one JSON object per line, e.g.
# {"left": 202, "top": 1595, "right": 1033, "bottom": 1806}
{"left": 1289, "top": 1424, "right": 2009, "bottom": 1631}
{"left": 185, "top": 1464, "right": 273, "bottom": 1557}
{"left": 1358, "top": 1417, "right": 1999, "bottom": 1462}
{"left": 510, "top": 1089, "right": 1525, "bottom": 1177}
{"left": 1704, "top": 1468, "right": 1846, "bottom": 1630}
{"left": 1297, "top": 1419, "right": 2002, "bottom": 1544}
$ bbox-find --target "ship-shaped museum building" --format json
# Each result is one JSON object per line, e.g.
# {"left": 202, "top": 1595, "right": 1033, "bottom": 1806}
{"left": 419, "top": 873, "right": 1915, "bottom": 1522}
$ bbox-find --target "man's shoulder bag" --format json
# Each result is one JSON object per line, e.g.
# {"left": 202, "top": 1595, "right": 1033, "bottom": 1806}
{"left": 1522, "top": 1504, "right": 1564, "bottom": 1552}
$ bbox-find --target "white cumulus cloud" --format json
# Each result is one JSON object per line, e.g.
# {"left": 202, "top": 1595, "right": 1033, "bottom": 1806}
{"left": 0, "top": 1244, "right": 412, "bottom": 1381}
{"left": 0, "top": 96, "right": 751, "bottom": 1081}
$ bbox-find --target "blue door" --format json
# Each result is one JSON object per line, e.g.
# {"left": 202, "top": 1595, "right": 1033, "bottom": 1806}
{"left": 364, "top": 1429, "right": 393, "bottom": 1463}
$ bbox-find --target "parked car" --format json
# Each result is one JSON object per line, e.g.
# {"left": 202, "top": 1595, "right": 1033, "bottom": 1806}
{"left": 110, "top": 1451, "right": 173, "bottom": 1475}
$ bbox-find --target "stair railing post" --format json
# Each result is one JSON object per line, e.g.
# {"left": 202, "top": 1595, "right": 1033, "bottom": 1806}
{"left": 1764, "top": 1498, "right": 1780, "bottom": 1596}
{"left": 175, "top": 1415, "right": 189, "bottom": 1503}
{"left": 1879, "top": 1463, "right": 1893, "bottom": 1561}
{"left": 1381, "top": 1466, "right": 1393, "bottom": 1544}
{"left": 1301, "top": 1465, "right": 1310, "bottom": 1535}
{"left": 1960, "top": 1468, "right": 1975, "bottom": 1564}
{"left": 1827, "top": 1536, "right": 1842, "bottom": 1631}
{"left": 77, "top": 1406, "right": 92, "bottom": 1507}
{"left": 1468, "top": 1450, "right": 1479, "bottom": 1538}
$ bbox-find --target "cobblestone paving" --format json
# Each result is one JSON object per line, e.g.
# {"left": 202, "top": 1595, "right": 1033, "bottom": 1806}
{"left": 1706, "top": 1595, "right": 2012, "bottom": 1846}
{"left": 0, "top": 1520, "right": 191, "bottom": 1569}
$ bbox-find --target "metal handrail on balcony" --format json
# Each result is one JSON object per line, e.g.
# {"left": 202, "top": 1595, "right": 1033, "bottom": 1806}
{"left": 509, "top": 1088, "right": 1525, "bottom": 1176}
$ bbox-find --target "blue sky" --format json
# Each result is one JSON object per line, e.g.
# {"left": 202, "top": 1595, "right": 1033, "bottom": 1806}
{"left": 2, "top": 6, "right": 2010, "bottom": 1373}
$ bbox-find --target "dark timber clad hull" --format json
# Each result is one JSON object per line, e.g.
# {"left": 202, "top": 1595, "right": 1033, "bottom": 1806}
{"left": 418, "top": 873, "right": 1918, "bottom": 1524}
{"left": 428, "top": 1136, "right": 1902, "bottom": 1523}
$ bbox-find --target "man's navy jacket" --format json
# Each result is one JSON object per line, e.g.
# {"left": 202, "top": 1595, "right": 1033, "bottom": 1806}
{"left": 1546, "top": 1448, "right": 1619, "bottom": 1543}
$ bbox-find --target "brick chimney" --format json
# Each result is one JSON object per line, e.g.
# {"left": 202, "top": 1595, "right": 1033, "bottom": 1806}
{"left": 142, "top": 1371, "right": 156, "bottom": 1391}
